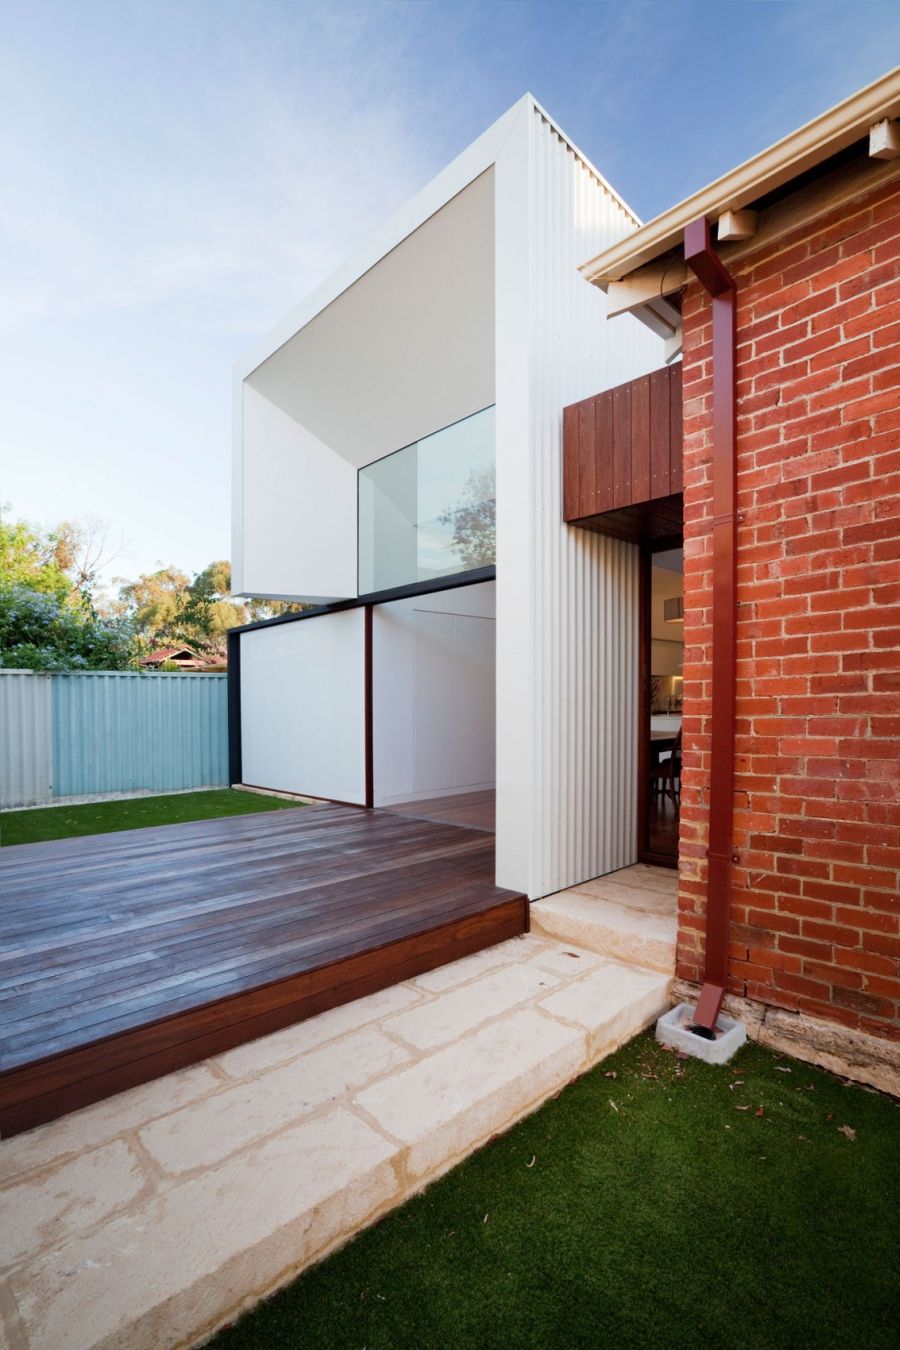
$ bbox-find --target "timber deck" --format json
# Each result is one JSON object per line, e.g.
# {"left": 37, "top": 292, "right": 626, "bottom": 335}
{"left": 0, "top": 802, "right": 525, "bottom": 1137}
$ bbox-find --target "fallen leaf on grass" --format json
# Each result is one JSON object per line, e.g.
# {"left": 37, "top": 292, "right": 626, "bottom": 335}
{"left": 604, "top": 1070, "right": 617, "bottom": 1079}
{"left": 676, "top": 1050, "right": 689, "bottom": 1061}
{"left": 729, "top": 1080, "right": 745, "bottom": 1090}
{"left": 775, "top": 1066, "right": 792, "bottom": 1073}
{"left": 838, "top": 1125, "right": 857, "bottom": 1141}
{"left": 735, "top": 1105, "right": 751, "bottom": 1112}
{"left": 483, "top": 1213, "right": 489, "bottom": 1224}
{"left": 609, "top": 1099, "right": 619, "bottom": 1113}
{"left": 755, "top": 1107, "right": 765, "bottom": 1117}
{"left": 526, "top": 1155, "right": 536, "bottom": 1168}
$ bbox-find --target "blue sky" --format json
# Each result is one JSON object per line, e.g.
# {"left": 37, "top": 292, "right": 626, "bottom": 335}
{"left": 2, "top": 0, "right": 898, "bottom": 590}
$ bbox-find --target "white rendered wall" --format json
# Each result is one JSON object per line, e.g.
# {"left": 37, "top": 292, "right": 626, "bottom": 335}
{"left": 372, "top": 582, "right": 495, "bottom": 806}
{"left": 494, "top": 106, "right": 664, "bottom": 899}
{"left": 232, "top": 96, "right": 667, "bottom": 897}
{"left": 239, "top": 609, "right": 366, "bottom": 803}
{"left": 234, "top": 171, "right": 495, "bottom": 602}
{"left": 240, "top": 386, "right": 357, "bottom": 602}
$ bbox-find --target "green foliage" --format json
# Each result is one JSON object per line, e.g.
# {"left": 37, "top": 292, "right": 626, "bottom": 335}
{"left": 179, "top": 560, "right": 248, "bottom": 642}
{"left": 0, "top": 506, "right": 138, "bottom": 671}
{"left": 0, "top": 505, "right": 307, "bottom": 670}
{"left": 117, "top": 560, "right": 308, "bottom": 656}
{"left": 117, "top": 559, "right": 246, "bottom": 657}
{"left": 117, "top": 566, "right": 192, "bottom": 643}
{"left": 0, "top": 585, "right": 137, "bottom": 671}
{"left": 247, "top": 596, "right": 310, "bottom": 623}
{"left": 0, "top": 512, "right": 70, "bottom": 600}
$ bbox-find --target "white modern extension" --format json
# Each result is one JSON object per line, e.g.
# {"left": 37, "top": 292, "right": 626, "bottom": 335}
{"left": 230, "top": 95, "right": 663, "bottom": 900}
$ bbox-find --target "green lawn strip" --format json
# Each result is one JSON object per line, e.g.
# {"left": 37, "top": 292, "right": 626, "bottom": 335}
{"left": 0, "top": 789, "right": 304, "bottom": 846}
{"left": 214, "top": 1031, "right": 900, "bottom": 1350}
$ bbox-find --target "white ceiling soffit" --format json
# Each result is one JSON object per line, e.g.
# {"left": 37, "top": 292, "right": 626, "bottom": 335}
{"left": 580, "top": 66, "right": 900, "bottom": 286}
{"left": 245, "top": 168, "right": 495, "bottom": 470}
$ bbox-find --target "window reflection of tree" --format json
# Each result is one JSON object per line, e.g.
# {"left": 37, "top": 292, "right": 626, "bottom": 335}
{"left": 438, "top": 465, "right": 496, "bottom": 569}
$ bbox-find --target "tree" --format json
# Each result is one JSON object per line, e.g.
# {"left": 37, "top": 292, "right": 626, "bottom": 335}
{"left": 0, "top": 510, "right": 70, "bottom": 600}
{"left": 116, "top": 561, "right": 309, "bottom": 657}
{"left": 0, "top": 587, "right": 137, "bottom": 671}
{"left": 439, "top": 465, "right": 496, "bottom": 570}
{"left": 117, "top": 566, "right": 193, "bottom": 645}
{"left": 247, "top": 596, "right": 310, "bottom": 623}
{"left": 47, "top": 516, "right": 127, "bottom": 599}
{"left": 0, "top": 506, "right": 138, "bottom": 671}
{"left": 0, "top": 503, "right": 307, "bottom": 669}
{"left": 179, "top": 561, "right": 250, "bottom": 647}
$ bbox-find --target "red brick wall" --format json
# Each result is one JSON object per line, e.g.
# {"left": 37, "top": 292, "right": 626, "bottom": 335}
{"left": 678, "top": 173, "right": 900, "bottom": 1042}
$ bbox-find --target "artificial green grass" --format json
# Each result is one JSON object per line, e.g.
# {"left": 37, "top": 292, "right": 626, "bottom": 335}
{"left": 214, "top": 1032, "right": 899, "bottom": 1350}
{"left": 0, "top": 788, "right": 304, "bottom": 846}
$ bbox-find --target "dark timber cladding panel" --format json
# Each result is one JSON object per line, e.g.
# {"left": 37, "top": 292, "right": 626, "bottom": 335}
{"left": 563, "top": 363, "right": 683, "bottom": 525}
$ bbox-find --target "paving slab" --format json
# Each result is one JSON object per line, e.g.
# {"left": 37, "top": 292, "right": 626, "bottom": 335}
{"left": 383, "top": 960, "right": 559, "bottom": 1051}
{"left": 1, "top": 927, "right": 673, "bottom": 1350}
{"left": 532, "top": 863, "right": 677, "bottom": 972}
{"left": 0, "top": 1141, "right": 147, "bottom": 1271}
{"left": 9, "top": 1108, "right": 398, "bottom": 1350}
{"left": 142, "top": 1026, "right": 410, "bottom": 1175}
{"left": 358, "top": 1007, "right": 586, "bottom": 1181}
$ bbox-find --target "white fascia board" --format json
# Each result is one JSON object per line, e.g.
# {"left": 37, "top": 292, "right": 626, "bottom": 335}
{"left": 235, "top": 97, "right": 530, "bottom": 383}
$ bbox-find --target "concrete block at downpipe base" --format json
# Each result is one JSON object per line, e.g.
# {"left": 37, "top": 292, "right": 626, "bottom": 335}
{"left": 656, "top": 1002, "right": 747, "bottom": 1065}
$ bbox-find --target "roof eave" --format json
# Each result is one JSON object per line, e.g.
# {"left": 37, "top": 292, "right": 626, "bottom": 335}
{"left": 580, "top": 66, "right": 900, "bottom": 286}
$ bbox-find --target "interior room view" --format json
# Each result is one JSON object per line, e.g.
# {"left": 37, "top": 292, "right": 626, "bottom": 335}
{"left": 644, "top": 546, "right": 683, "bottom": 862}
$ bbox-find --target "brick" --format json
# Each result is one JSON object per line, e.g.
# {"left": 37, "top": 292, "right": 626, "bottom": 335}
{"left": 677, "top": 175, "right": 900, "bottom": 1044}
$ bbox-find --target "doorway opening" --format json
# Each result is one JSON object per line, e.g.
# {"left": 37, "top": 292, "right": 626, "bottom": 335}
{"left": 638, "top": 541, "right": 683, "bottom": 866}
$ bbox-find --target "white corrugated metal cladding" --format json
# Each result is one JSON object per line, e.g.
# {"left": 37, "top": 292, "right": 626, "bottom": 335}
{"left": 495, "top": 104, "right": 663, "bottom": 899}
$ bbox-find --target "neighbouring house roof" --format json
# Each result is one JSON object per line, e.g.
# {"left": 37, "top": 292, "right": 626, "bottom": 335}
{"left": 141, "top": 647, "right": 199, "bottom": 665}
{"left": 579, "top": 66, "right": 900, "bottom": 287}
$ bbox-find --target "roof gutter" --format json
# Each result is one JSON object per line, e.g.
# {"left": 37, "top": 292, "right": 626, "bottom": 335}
{"left": 580, "top": 66, "right": 900, "bottom": 285}
{"left": 683, "top": 218, "right": 737, "bottom": 1038}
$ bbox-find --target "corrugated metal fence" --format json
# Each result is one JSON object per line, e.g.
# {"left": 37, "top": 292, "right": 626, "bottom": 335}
{"left": 0, "top": 670, "right": 229, "bottom": 809}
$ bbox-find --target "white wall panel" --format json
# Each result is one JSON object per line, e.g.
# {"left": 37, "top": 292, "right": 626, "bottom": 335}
{"left": 372, "top": 582, "right": 495, "bottom": 806}
{"left": 240, "top": 385, "right": 357, "bottom": 603}
{"left": 240, "top": 609, "right": 366, "bottom": 803}
{"left": 495, "top": 107, "right": 664, "bottom": 898}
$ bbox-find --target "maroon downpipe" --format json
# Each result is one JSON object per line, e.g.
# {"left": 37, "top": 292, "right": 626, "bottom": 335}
{"left": 684, "top": 217, "right": 737, "bottom": 1035}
